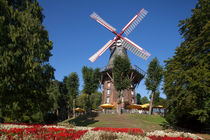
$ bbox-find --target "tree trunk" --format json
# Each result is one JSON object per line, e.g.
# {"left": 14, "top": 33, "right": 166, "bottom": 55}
{"left": 73, "top": 99, "right": 76, "bottom": 118}
{"left": 117, "top": 91, "right": 122, "bottom": 115}
{"left": 67, "top": 102, "right": 71, "bottom": 119}
{"left": 56, "top": 109, "right": 59, "bottom": 117}
{"left": 67, "top": 107, "right": 70, "bottom": 119}
{"left": 149, "top": 91, "right": 154, "bottom": 115}
{"left": 88, "top": 94, "right": 91, "bottom": 115}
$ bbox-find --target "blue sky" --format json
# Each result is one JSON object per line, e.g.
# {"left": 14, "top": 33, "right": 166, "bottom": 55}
{"left": 38, "top": 0, "right": 197, "bottom": 99}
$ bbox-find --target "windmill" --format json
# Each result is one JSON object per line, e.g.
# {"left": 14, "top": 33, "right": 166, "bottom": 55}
{"left": 89, "top": 9, "right": 151, "bottom": 110}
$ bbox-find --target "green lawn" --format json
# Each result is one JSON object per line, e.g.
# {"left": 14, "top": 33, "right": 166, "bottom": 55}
{"left": 62, "top": 113, "right": 167, "bottom": 131}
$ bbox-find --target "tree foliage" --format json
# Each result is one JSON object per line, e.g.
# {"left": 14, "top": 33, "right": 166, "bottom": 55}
{"left": 47, "top": 80, "right": 60, "bottom": 114}
{"left": 65, "top": 72, "right": 79, "bottom": 118}
{"left": 66, "top": 73, "right": 79, "bottom": 99}
{"left": 77, "top": 91, "right": 102, "bottom": 111}
{"left": 82, "top": 66, "right": 100, "bottom": 112}
{"left": 141, "top": 96, "right": 149, "bottom": 104}
{"left": 136, "top": 93, "right": 141, "bottom": 104}
{"left": 145, "top": 58, "right": 163, "bottom": 92}
{"left": 152, "top": 91, "right": 160, "bottom": 106}
{"left": 76, "top": 93, "right": 88, "bottom": 111}
{"left": 0, "top": 0, "right": 54, "bottom": 122}
{"left": 145, "top": 57, "right": 163, "bottom": 115}
{"left": 113, "top": 55, "right": 131, "bottom": 92}
{"left": 164, "top": 0, "right": 210, "bottom": 129}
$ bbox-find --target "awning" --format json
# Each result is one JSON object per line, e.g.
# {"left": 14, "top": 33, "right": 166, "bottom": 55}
{"left": 75, "top": 108, "right": 85, "bottom": 112}
{"left": 127, "top": 104, "right": 142, "bottom": 109}
{"left": 100, "top": 104, "right": 114, "bottom": 109}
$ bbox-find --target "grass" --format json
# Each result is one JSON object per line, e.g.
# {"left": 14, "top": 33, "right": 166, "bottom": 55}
{"left": 129, "top": 114, "right": 167, "bottom": 124}
{"left": 62, "top": 113, "right": 167, "bottom": 131}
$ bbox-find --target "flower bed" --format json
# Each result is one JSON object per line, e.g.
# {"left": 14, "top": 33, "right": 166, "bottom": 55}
{"left": 148, "top": 135, "right": 201, "bottom": 140}
{"left": 0, "top": 124, "right": 87, "bottom": 139}
{"left": 0, "top": 123, "right": 203, "bottom": 140}
{"left": 92, "top": 127, "right": 144, "bottom": 134}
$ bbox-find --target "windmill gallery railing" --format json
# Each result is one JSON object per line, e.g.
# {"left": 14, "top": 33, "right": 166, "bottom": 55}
{"left": 100, "top": 64, "right": 146, "bottom": 76}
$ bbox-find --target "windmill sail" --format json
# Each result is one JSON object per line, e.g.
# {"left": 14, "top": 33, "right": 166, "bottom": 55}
{"left": 90, "top": 12, "right": 117, "bottom": 33}
{"left": 122, "top": 9, "right": 148, "bottom": 36}
{"left": 89, "top": 40, "right": 115, "bottom": 62}
{"left": 89, "top": 9, "right": 151, "bottom": 63}
{"left": 122, "top": 37, "right": 150, "bottom": 60}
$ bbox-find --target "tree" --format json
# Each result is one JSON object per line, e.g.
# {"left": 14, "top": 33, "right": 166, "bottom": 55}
{"left": 77, "top": 91, "right": 102, "bottom": 111}
{"left": 164, "top": 0, "right": 210, "bottom": 129}
{"left": 0, "top": 0, "right": 54, "bottom": 122}
{"left": 90, "top": 91, "right": 102, "bottom": 110}
{"left": 145, "top": 57, "right": 163, "bottom": 115}
{"left": 76, "top": 93, "right": 88, "bottom": 111}
{"left": 58, "top": 79, "right": 68, "bottom": 120}
{"left": 113, "top": 55, "right": 131, "bottom": 114}
{"left": 65, "top": 72, "right": 79, "bottom": 118}
{"left": 158, "top": 97, "right": 167, "bottom": 107}
{"left": 47, "top": 80, "right": 60, "bottom": 116}
{"left": 82, "top": 66, "right": 100, "bottom": 113}
{"left": 136, "top": 93, "right": 141, "bottom": 104}
{"left": 151, "top": 91, "right": 160, "bottom": 106}
{"left": 141, "top": 96, "right": 149, "bottom": 104}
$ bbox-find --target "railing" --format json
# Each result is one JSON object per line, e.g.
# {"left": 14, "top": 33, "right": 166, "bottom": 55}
{"left": 100, "top": 64, "right": 146, "bottom": 76}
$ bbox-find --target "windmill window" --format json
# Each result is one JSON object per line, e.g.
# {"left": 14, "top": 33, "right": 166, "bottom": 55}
{"left": 107, "top": 89, "right": 111, "bottom": 95}
{"left": 131, "top": 90, "right": 134, "bottom": 95}
{"left": 106, "top": 98, "right": 110, "bottom": 103}
{"left": 107, "top": 82, "right": 111, "bottom": 88}
{"left": 122, "top": 97, "right": 124, "bottom": 102}
{"left": 132, "top": 99, "right": 134, "bottom": 104}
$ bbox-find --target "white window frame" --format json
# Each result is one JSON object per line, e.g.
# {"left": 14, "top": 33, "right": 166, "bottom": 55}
{"left": 132, "top": 99, "right": 134, "bottom": 104}
{"left": 131, "top": 90, "right": 134, "bottom": 95}
{"left": 107, "top": 82, "right": 111, "bottom": 88}
{"left": 122, "top": 97, "right": 124, "bottom": 102}
{"left": 106, "top": 97, "right": 110, "bottom": 103}
{"left": 107, "top": 89, "right": 111, "bottom": 95}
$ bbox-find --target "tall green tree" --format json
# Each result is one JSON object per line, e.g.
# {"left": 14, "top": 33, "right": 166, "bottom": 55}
{"left": 141, "top": 96, "right": 149, "bottom": 104}
{"left": 136, "top": 93, "right": 141, "bottom": 104}
{"left": 65, "top": 72, "right": 79, "bottom": 118}
{"left": 145, "top": 57, "right": 163, "bottom": 115}
{"left": 47, "top": 80, "right": 60, "bottom": 116}
{"left": 82, "top": 66, "right": 100, "bottom": 113}
{"left": 113, "top": 55, "right": 131, "bottom": 114}
{"left": 57, "top": 80, "right": 68, "bottom": 120}
{"left": 90, "top": 91, "right": 102, "bottom": 110}
{"left": 164, "top": 0, "right": 210, "bottom": 129}
{"left": 0, "top": 0, "right": 54, "bottom": 122}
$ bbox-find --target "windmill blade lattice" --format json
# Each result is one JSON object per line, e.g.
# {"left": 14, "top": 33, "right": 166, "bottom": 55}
{"left": 90, "top": 12, "right": 117, "bottom": 33}
{"left": 122, "top": 9, "right": 148, "bottom": 36}
{"left": 89, "top": 40, "right": 115, "bottom": 62}
{"left": 122, "top": 37, "right": 150, "bottom": 60}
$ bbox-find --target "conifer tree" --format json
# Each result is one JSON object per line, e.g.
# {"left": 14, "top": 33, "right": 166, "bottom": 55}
{"left": 0, "top": 0, "right": 54, "bottom": 122}
{"left": 145, "top": 57, "right": 163, "bottom": 115}
{"left": 164, "top": 0, "right": 210, "bottom": 129}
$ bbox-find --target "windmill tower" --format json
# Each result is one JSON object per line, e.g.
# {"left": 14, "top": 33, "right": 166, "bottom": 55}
{"left": 89, "top": 9, "right": 150, "bottom": 109}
